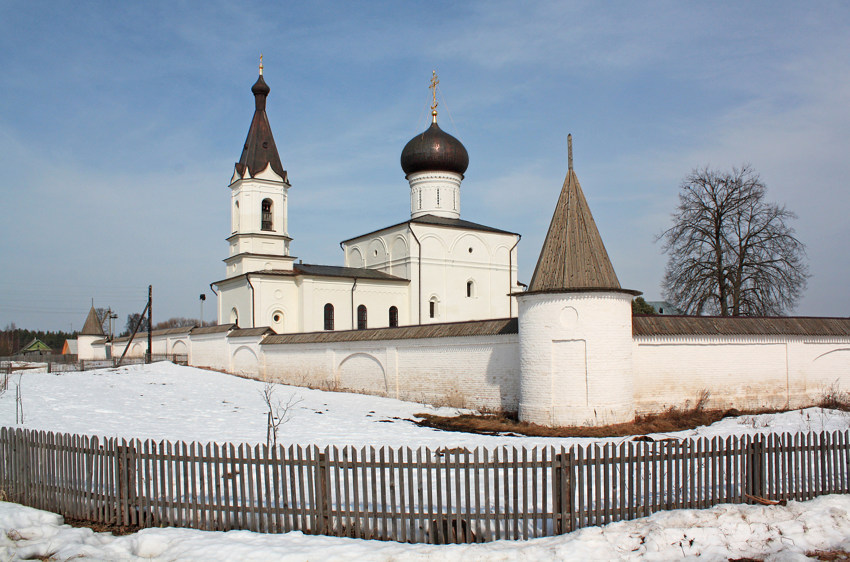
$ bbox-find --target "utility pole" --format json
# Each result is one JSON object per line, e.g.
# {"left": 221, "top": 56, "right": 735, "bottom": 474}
{"left": 146, "top": 285, "right": 152, "bottom": 364}
{"left": 200, "top": 293, "right": 206, "bottom": 327}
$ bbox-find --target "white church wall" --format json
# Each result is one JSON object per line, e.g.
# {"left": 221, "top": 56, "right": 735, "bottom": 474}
{"left": 252, "top": 276, "right": 300, "bottom": 333}
{"left": 343, "top": 223, "right": 518, "bottom": 328}
{"left": 633, "top": 336, "right": 850, "bottom": 413}
{"left": 216, "top": 278, "right": 255, "bottom": 328}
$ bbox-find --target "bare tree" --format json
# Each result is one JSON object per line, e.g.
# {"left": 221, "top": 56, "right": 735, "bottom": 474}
{"left": 261, "top": 381, "right": 302, "bottom": 448}
{"left": 658, "top": 165, "right": 808, "bottom": 316}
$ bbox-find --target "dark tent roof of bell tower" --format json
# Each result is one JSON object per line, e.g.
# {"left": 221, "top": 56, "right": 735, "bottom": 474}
{"left": 235, "top": 74, "right": 287, "bottom": 181}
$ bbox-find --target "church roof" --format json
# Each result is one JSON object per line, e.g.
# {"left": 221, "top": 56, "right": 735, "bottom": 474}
{"left": 401, "top": 119, "right": 469, "bottom": 176}
{"left": 80, "top": 306, "right": 104, "bottom": 336}
{"left": 633, "top": 315, "right": 850, "bottom": 338}
{"left": 294, "top": 263, "right": 406, "bottom": 280}
{"left": 341, "top": 214, "right": 517, "bottom": 244}
{"left": 526, "top": 136, "right": 630, "bottom": 294}
{"left": 235, "top": 72, "right": 287, "bottom": 181}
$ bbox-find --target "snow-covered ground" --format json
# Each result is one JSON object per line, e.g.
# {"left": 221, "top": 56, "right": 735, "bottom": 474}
{"left": 3, "top": 495, "right": 850, "bottom": 560}
{"left": 2, "top": 362, "right": 849, "bottom": 448}
{"left": 2, "top": 362, "right": 850, "bottom": 560}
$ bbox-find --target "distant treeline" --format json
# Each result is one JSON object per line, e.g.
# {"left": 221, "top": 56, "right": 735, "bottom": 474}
{"left": 0, "top": 326, "right": 77, "bottom": 356}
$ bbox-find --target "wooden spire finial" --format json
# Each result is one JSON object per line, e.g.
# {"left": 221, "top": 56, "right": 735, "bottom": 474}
{"left": 568, "top": 133, "right": 573, "bottom": 170}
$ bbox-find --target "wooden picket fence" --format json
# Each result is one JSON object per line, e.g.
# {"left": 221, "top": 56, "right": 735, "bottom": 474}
{"left": 1, "top": 427, "right": 848, "bottom": 543}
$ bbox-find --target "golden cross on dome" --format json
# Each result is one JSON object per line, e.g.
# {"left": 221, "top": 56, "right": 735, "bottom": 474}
{"left": 259, "top": 54, "right": 264, "bottom": 75}
{"left": 429, "top": 70, "right": 439, "bottom": 116}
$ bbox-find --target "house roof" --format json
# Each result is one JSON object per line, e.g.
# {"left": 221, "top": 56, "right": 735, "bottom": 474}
{"left": 62, "top": 339, "right": 78, "bottom": 354}
{"left": 633, "top": 315, "right": 850, "bottom": 337}
{"left": 80, "top": 306, "right": 104, "bottom": 336}
{"left": 526, "top": 137, "right": 627, "bottom": 294}
{"left": 18, "top": 338, "right": 51, "bottom": 354}
{"left": 262, "top": 317, "right": 518, "bottom": 345}
{"left": 341, "top": 213, "right": 517, "bottom": 244}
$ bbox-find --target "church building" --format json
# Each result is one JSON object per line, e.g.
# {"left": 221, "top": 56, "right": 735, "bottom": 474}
{"left": 213, "top": 66, "right": 520, "bottom": 333}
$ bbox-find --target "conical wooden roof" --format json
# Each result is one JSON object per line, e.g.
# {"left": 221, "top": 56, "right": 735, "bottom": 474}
{"left": 80, "top": 306, "right": 104, "bottom": 336}
{"left": 527, "top": 148, "right": 622, "bottom": 293}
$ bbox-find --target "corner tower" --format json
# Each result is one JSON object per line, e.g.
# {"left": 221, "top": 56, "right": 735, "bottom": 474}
{"left": 516, "top": 135, "right": 639, "bottom": 427}
{"left": 400, "top": 72, "right": 469, "bottom": 219}
{"left": 225, "top": 60, "right": 294, "bottom": 278}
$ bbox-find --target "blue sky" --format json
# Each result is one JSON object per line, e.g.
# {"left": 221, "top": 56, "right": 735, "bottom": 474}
{"left": 2, "top": 1, "right": 849, "bottom": 332}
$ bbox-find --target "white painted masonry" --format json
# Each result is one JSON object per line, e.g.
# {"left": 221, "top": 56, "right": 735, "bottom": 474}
{"left": 517, "top": 291, "right": 635, "bottom": 426}
{"left": 71, "top": 71, "right": 850, "bottom": 428}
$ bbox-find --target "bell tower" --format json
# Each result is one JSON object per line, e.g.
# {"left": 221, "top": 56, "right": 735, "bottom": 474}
{"left": 224, "top": 59, "right": 295, "bottom": 279}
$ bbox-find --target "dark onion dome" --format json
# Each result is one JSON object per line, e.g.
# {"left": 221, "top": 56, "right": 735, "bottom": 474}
{"left": 400, "top": 116, "right": 469, "bottom": 176}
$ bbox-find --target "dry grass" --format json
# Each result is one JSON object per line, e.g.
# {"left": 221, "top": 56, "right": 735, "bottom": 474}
{"left": 63, "top": 517, "right": 141, "bottom": 536}
{"left": 806, "top": 550, "right": 850, "bottom": 561}
{"left": 415, "top": 399, "right": 787, "bottom": 438}
{"left": 818, "top": 381, "right": 850, "bottom": 412}
{"left": 414, "top": 408, "right": 740, "bottom": 438}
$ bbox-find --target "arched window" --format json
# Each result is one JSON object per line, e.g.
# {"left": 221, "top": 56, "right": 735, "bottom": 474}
{"left": 230, "top": 307, "right": 239, "bottom": 327}
{"left": 429, "top": 297, "right": 438, "bottom": 319}
{"left": 261, "top": 199, "right": 273, "bottom": 231}
{"left": 324, "top": 303, "right": 334, "bottom": 331}
{"left": 233, "top": 200, "right": 240, "bottom": 232}
{"left": 357, "top": 305, "right": 367, "bottom": 330}
{"left": 389, "top": 306, "right": 398, "bottom": 328}
{"left": 466, "top": 280, "right": 475, "bottom": 298}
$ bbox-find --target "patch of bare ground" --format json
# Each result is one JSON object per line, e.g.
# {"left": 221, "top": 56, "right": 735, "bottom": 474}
{"left": 63, "top": 517, "right": 141, "bottom": 536}
{"left": 807, "top": 550, "right": 850, "bottom": 561}
{"left": 414, "top": 407, "right": 750, "bottom": 438}
{"left": 415, "top": 386, "right": 850, "bottom": 438}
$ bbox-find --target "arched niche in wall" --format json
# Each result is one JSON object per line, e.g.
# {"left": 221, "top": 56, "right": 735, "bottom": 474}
{"left": 337, "top": 353, "right": 387, "bottom": 396}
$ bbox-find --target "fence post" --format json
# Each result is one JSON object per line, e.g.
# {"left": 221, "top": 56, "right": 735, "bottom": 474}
{"left": 316, "top": 452, "right": 330, "bottom": 535}
{"left": 116, "top": 441, "right": 137, "bottom": 528}
{"left": 553, "top": 448, "right": 572, "bottom": 534}
{"left": 747, "top": 436, "right": 765, "bottom": 500}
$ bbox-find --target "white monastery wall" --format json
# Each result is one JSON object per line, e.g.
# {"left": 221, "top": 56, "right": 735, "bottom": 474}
{"left": 189, "top": 332, "right": 231, "bottom": 371}
{"left": 227, "top": 335, "right": 265, "bottom": 377}
{"left": 260, "top": 333, "right": 519, "bottom": 410}
{"left": 633, "top": 336, "right": 850, "bottom": 413}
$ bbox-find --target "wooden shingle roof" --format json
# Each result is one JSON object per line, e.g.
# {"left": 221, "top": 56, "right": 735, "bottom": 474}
{"left": 526, "top": 139, "right": 625, "bottom": 294}
{"left": 80, "top": 306, "right": 104, "bottom": 336}
{"left": 633, "top": 315, "right": 850, "bottom": 337}
{"left": 262, "top": 318, "right": 518, "bottom": 345}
